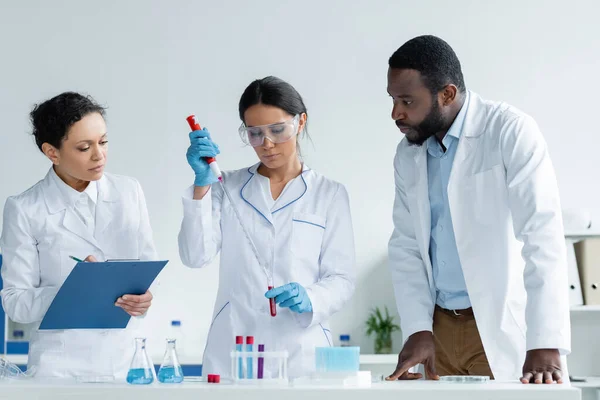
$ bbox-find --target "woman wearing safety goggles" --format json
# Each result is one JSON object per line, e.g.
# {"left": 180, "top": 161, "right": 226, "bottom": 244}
{"left": 178, "top": 76, "right": 356, "bottom": 379}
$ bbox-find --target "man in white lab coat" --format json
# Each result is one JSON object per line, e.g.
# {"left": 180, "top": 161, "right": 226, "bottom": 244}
{"left": 386, "top": 35, "right": 570, "bottom": 383}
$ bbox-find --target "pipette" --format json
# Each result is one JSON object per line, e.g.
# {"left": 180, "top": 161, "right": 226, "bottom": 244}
{"left": 186, "top": 115, "right": 223, "bottom": 181}
{"left": 186, "top": 115, "right": 276, "bottom": 317}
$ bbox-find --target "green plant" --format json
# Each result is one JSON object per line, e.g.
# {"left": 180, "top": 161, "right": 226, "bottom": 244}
{"left": 365, "top": 306, "right": 400, "bottom": 354}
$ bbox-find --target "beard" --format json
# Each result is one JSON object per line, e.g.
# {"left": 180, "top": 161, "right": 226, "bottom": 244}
{"left": 397, "top": 98, "right": 446, "bottom": 146}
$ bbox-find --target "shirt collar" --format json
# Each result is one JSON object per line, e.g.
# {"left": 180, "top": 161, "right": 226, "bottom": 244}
{"left": 446, "top": 91, "right": 470, "bottom": 140}
{"left": 84, "top": 180, "right": 98, "bottom": 205}
{"left": 50, "top": 167, "right": 98, "bottom": 207}
{"left": 427, "top": 91, "right": 470, "bottom": 155}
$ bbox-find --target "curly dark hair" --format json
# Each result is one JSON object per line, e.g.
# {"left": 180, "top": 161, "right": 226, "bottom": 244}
{"left": 30, "top": 92, "right": 106, "bottom": 151}
{"left": 389, "top": 35, "right": 466, "bottom": 94}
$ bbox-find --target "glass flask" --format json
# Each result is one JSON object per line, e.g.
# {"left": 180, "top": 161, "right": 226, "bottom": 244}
{"left": 126, "top": 338, "right": 154, "bottom": 385}
{"left": 157, "top": 338, "right": 184, "bottom": 383}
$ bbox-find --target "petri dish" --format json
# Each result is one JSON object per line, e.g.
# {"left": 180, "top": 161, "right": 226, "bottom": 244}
{"left": 439, "top": 375, "right": 490, "bottom": 383}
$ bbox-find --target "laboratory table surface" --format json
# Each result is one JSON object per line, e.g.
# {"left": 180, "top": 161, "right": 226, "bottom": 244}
{"left": 0, "top": 379, "right": 581, "bottom": 400}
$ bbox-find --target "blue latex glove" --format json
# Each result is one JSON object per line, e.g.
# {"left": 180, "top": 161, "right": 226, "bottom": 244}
{"left": 265, "top": 282, "right": 313, "bottom": 313}
{"left": 186, "top": 128, "right": 220, "bottom": 187}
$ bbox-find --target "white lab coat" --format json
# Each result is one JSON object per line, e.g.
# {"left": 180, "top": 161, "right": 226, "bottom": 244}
{"left": 389, "top": 91, "right": 571, "bottom": 381}
{"left": 178, "top": 163, "right": 355, "bottom": 379}
{"left": 0, "top": 168, "right": 157, "bottom": 378}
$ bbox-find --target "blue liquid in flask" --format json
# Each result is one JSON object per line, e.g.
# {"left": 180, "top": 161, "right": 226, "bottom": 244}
{"left": 127, "top": 368, "right": 154, "bottom": 384}
{"left": 158, "top": 366, "right": 184, "bottom": 383}
{"left": 157, "top": 338, "right": 184, "bottom": 383}
{"left": 126, "top": 338, "right": 154, "bottom": 385}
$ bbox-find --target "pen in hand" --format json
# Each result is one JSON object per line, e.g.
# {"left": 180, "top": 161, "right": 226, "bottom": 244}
{"left": 69, "top": 255, "right": 98, "bottom": 263}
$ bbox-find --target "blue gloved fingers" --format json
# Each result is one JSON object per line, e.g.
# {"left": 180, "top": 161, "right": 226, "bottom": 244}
{"left": 186, "top": 150, "right": 202, "bottom": 165}
{"left": 190, "top": 138, "right": 220, "bottom": 154}
{"left": 189, "top": 128, "right": 211, "bottom": 141}
{"left": 189, "top": 140, "right": 218, "bottom": 151}
{"left": 292, "top": 297, "right": 313, "bottom": 313}
{"left": 265, "top": 286, "right": 284, "bottom": 299}
{"left": 280, "top": 296, "right": 302, "bottom": 308}
{"left": 189, "top": 144, "right": 219, "bottom": 158}
{"left": 266, "top": 283, "right": 312, "bottom": 314}
{"left": 275, "top": 282, "right": 301, "bottom": 304}
{"left": 187, "top": 149, "right": 215, "bottom": 162}
{"left": 186, "top": 134, "right": 219, "bottom": 185}
{"left": 265, "top": 283, "right": 303, "bottom": 306}
{"left": 274, "top": 290, "right": 295, "bottom": 304}
{"left": 276, "top": 283, "right": 300, "bottom": 304}
{"left": 285, "top": 283, "right": 299, "bottom": 297}
{"left": 197, "top": 149, "right": 218, "bottom": 158}
{"left": 265, "top": 282, "right": 295, "bottom": 299}
{"left": 190, "top": 136, "right": 214, "bottom": 145}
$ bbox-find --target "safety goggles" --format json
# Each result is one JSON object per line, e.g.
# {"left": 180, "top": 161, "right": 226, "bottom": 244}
{"left": 238, "top": 114, "right": 300, "bottom": 147}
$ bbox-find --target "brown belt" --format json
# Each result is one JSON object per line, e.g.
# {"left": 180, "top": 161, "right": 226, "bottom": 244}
{"left": 435, "top": 304, "right": 474, "bottom": 317}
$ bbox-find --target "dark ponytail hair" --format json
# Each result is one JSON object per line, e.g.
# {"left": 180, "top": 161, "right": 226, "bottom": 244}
{"left": 238, "top": 77, "right": 311, "bottom": 156}
{"left": 238, "top": 76, "right": 308, "bottom": 122}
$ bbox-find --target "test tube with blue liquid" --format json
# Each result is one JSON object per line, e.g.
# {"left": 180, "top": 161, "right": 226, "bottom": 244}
{"left": 246, "top": 336, "right": 254, "bottom": 379}
{"left": 236, "top": 336, "right": 243, "bottom": 379}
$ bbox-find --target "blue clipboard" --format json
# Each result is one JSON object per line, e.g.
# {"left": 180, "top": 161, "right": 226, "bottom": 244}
{"left": 39, "top": 260, "right": 168, "bottom": 330}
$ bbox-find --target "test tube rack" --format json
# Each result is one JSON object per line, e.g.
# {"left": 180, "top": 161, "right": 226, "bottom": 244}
{"left": 230, "top": 350, "right": 289, "bottom": 385}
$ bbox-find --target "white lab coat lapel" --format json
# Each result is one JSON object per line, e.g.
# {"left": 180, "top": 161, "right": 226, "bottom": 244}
{"left": 240, "top": 164, "right": 274, "bottom": 225}
{"left": 239, "top": 163, "right": 311, "bottom": 223}
{"left": 447, "top": 93, "right": 487, "bottom": 187}
{"left": 94, "top": 174, "right": 118, "bottom": 237}
{"left": 411, "top": 146, "right": 434, "bottom": 284}
{"left": 272, "top": 164, "right": 310, "bottom": 214}
{"left": 41, "top": 170, "right": 100, "bottom": 249}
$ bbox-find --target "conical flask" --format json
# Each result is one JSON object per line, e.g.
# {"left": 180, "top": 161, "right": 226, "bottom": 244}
{"left": 158, "top": 338, "right": 184, "bottom": 383}
{"left": 126, "top": 338, "right": 154, "bottom": 384}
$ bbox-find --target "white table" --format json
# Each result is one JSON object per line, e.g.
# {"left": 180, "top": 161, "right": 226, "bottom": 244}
{"left": 565, "top": 231, "right": 600, "bottom": 241}
{"left": 0, "top": 379, "right": 580, "bottom": 400}
{"left": 3, "top": 353, "right": 399, "bottom": 368}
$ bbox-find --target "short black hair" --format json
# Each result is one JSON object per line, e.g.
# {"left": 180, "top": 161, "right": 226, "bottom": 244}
{"left": 389, "top": 35, "right": 466, "bottom": 94}
{"left": 30, "top": 91, "right": 106, "bottom": 152}
{"left": 238, "top": 76, "right": 307, "bottom": 122}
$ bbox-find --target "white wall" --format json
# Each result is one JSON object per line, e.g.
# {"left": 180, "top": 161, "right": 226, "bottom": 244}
{"left": 1, "top": 0, "right": 600, "bottom": 368}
